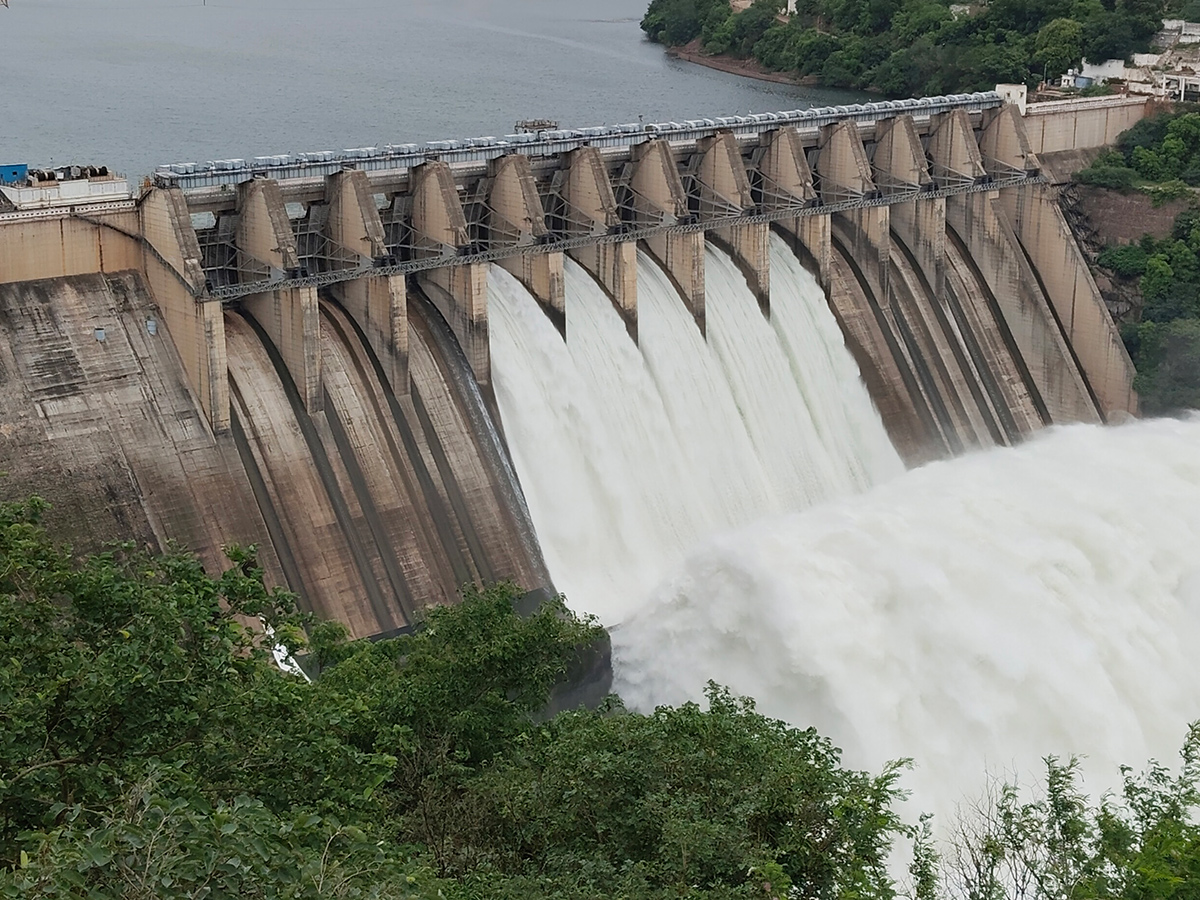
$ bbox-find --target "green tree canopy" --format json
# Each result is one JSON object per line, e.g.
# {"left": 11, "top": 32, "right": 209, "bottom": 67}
{"left": 1034, "top": 17, "right": 1084, "bottom": 77}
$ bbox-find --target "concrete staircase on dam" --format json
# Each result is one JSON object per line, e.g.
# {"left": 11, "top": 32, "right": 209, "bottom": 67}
{"left": 0, "top": 94, "right": 1146, "bottom": 636}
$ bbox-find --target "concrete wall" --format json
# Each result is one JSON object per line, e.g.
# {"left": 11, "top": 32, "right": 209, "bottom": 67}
{"left": 140, "top": 187, "right": 230, "bottom": 433}
{"left": 0, "top": 211, "right": 141, "bottom": 283}
{"left": 1001, "top": 184, "right": 1139, "bottom": 417}
{"left": 1023, "top": 96, "right": 1151, "bottom": 154}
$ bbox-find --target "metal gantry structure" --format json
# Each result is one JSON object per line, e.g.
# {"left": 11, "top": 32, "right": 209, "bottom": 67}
{"left": 127, "top": 91, "right": 1036, "bottom": 303}
{"left": 182, "top": 169, "right": 1041, "bottom": 304}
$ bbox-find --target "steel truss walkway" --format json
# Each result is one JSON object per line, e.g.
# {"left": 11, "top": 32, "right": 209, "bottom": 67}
{"left": 197, "top": 171, "right": 1040, "bottom": 303}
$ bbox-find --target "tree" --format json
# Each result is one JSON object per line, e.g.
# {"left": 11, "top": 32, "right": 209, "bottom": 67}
{"left": 943, "top": 726, "right": 1200, "bottom": 900}
{"left": 1140, "top": 254, "right": 1175, "bottom": 302}
{"left": 1132, "top": 318, "right": 1200, "bottom": 413}
{"left": 447, "top": 684, "right": 912, "bottom": 899}
{"left": 0, "top": 495, "right": 435, "bottom": 897}
{"left": 1034, "top": 17, "right": 1084, "bottom": 77}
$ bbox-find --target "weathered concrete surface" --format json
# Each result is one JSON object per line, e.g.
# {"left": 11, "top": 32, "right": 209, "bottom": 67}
{"left": 139, "top": 187, "right": 230, "bottom": 432}
{"left": 819, "top": 122, "right": 890, "bottom": 307}
{"left": 0, "top": 272, "right": 281, "bottom": 583}
{"left": 0, "top": 212, "right": 141, "bottom": 284}
{"left": 876, "top": 116, "right": 942, "bottom": 297}
{"left": 219, "top": 290, "right": 549, "bottom": 639}
{"left": 410, "top": 160, "right": 490, "bottom": 384}
{"left": 237, "top": 179, "right": 322, "bottom": 412}
{"left": 888, "top": 239, "right": 995, "bottom": 451}
{"left": 826, "top": 243, "right": 944, "bottom": 465}
{"left": 1002, "top": 184, "right": 1139, "bottom": 418}
{"left": 946, "top": 191, "right": 1100, "bottom": 424}
{"left": 326, "top": 169, "right": 408, "bottom": 395}
{"left": 942, "top": 236, "right": 1047, "bottom": 438}
{"left": 225, "top": 311, "right": 380, "bottom": 631}
{"left": 1022, "top": 96, "right": 1151, "bottom": 155}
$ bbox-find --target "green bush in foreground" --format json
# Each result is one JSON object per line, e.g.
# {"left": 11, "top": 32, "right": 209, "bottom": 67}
{"left": 0, "top": 495, "right": 908, "bottom": 899}
{"left": 6, "top": 493, "right": 1200, "bottom": 898}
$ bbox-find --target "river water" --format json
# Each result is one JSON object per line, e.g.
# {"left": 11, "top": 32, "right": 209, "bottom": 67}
{"left": 0, "top": 0, "right": 863, "bottom": 177}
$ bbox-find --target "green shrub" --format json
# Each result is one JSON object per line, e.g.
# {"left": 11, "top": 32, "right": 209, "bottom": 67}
{"left": 1097, "top": 243, "right": 1149, "bottom": 278}
{"left": 1074, "top": 164, "right": 1137, "bottom": 191}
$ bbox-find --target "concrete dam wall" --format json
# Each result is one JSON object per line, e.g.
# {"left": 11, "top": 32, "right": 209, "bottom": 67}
{"left": 0, "top": 93, "right": 1144, "bottom": 636}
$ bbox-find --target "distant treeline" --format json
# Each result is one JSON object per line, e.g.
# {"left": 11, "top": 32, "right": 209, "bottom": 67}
{"left": 641, "top": 0, "right": 1169, "bottom": 98}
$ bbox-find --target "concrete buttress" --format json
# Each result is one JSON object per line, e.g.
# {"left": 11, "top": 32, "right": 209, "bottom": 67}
{"left": 874, "top": 115, "right": 942, "bottom": 296}
{"left": 236, "top": 178, "right": 322, "bottom": 412}
{"left": 978, "top": 104, "right": 1042, "bottom": 179}
{"left": 487, "top": 154, "right": 565, "bottom": 332}
{"left": 695, "top": 131, "right": 769, "bottom": 316}
{"left": 927, "top": 109, "right": 989, "bottom": 187}
{"left": 818, "top": 121, "right": 889, "bottom": 303}
{"left": 410, "top": 160, "right": 489, "bottom": 385}
{"left": 755, "top": 128, "right": 828, "bottom": 288}
{"left": 630, "top": 139, "right": 703, "bottom": 333}
{"left": 560, "top": 146, "right": 637, "bottom": 333}
{"left": 325, "top": 169, "right": 408, "bottom": 395}
{"left": 139, "top": 186, "right": 230, "bottom": 433}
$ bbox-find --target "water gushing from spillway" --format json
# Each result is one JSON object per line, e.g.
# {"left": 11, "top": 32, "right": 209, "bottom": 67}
{"left": 488, "top": 237, "right": 901, "bottom": 624}
{"left": 489, "top": 234, "right": 1200, "bottom": 820}
{"left": 614, "top": 417, "right": 1200, "bottom": 820}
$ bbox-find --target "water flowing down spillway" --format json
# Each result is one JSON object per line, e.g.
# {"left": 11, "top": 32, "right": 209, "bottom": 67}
{"left": 614, "top": 417, "right": 1200, "bottom": 820}
{"left": 489, "top": 235, "right": 1200, "bottom": 821}
{"left": 488, "top": 237, "right": 902, "bottom": 624}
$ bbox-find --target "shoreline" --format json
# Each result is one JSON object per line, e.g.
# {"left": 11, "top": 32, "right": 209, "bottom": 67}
{"left": 666, "top": 39, "right": 814, "bottom": 87}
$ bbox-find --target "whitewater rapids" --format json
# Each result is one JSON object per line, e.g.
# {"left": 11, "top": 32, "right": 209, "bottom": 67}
{"left": 614, "top": 416, "right": 1200, "bottom": 820}
{"left": 488, "top": 234, "right": 1200, "bottom": 819}
{"left": 488, "top": 237, "right": 901, "bottom": 624}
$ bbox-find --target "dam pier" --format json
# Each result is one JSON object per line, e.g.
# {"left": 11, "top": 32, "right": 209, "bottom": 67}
{"left": 0, "top": 91, "right": 1146, "bottom": 637}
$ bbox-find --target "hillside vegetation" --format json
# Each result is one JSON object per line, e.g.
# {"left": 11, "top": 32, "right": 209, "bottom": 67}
{"left": 1078, "top": 111, "right": 1200, "bottom": 413}
{"left": 4, "top": 494, "right": 1200, "bottom": 898}
{"left": 641, "top": 0, "right": 1166, "bottom": 98}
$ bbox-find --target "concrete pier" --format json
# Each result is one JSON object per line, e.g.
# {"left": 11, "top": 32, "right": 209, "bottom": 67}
{"left": 560, "top": 146, "right": 637, "bottom": 333}
{"left": 236, "top": 178, "right": 322, "bottom": 412}
{"left": 631, "top": 138, "right": 703, "bottom": 334}
{"left": 696, "top": 131, "right": 770, "bottom": 315}
{"left": 325, "top": 169, "right": 408, "bottom": 395}
{"left": 410, "top": 160, "right": 490, "bottom": 385}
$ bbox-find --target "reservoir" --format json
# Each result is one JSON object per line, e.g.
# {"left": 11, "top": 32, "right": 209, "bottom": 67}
{"left": 1, "top": 0, "right": 864, "bottom": 177}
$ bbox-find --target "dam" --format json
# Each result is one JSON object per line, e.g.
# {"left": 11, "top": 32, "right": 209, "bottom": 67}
{"left": 0, "top": 91, "right": 1147, "bottom": 639}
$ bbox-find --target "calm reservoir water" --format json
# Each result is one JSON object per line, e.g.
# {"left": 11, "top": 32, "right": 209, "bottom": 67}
{"left": 0, "top": 0, "right": 865, "bottom": 177}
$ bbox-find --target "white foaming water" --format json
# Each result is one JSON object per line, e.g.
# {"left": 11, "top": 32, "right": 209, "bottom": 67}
{"left": 768, "top": 236, "right": 905, "bottom": 487}
{"left": 614, "top": 417, "right": 1200, "bottom": 820}
{"left": 488, "top": 242, "right": 899, "bottom": 624}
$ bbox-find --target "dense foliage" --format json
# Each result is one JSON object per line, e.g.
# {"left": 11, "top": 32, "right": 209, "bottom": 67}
{"left": 0, "top": 495, "right": 911, "bottom": 899}
{"left": 6, "top": 493, "right": 1200, "bottom": 897}
{"left": 941, "top": 737, "right": 1200, "bottom": 900}
{"left": 641, "top": 0, "right": 1167, "bottom": 98}
{"left": 1079, "top": 112, "right": 1200, "bottom": 413}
